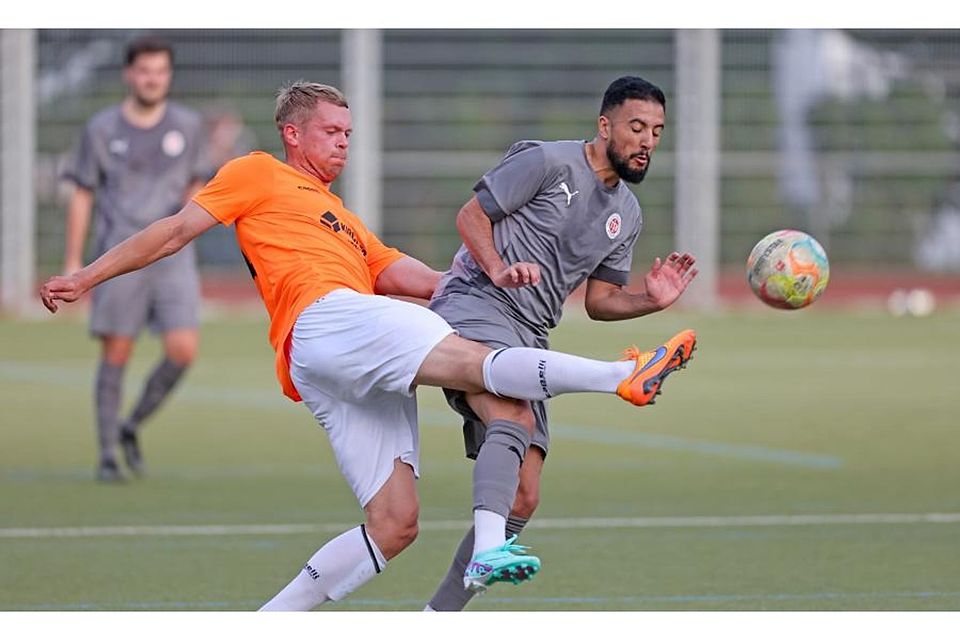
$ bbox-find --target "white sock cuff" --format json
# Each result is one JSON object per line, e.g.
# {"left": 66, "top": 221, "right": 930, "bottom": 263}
{"left": 481, "top": 348, "right": 508, "bottom": 397}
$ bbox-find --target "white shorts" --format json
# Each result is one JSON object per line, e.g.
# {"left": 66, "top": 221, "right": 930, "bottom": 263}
{"left": 289, "top": 288, "right": 455, "bottom": 507}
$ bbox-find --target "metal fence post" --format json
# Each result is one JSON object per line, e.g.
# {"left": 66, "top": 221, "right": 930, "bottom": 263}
{"left": 674, "top": 29, "right": 720, "bottom": 309}
{"left": 1, "top": 29, "right": 37, "bottom": 317}
{"left": 341, "top": 29, "right": 383, "bottom": 235}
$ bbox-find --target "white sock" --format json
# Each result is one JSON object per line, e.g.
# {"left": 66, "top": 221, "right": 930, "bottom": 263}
{"left": 483, "top": 348, "right": 634, "bottom": 400}
{"left": 259, "top": 525, "right": 387, "bottom": 611}
{"left": 472, "top": 509, "right": 507, "bottom": 556}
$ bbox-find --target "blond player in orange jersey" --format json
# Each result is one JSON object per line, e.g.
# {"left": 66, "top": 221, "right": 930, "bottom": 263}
{"left": 40, "top": 82, "right": 696, "bottom": 610}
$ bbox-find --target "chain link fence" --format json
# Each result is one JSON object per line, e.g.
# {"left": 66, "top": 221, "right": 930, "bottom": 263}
{"left": 22, "top": 29, "right": 960, "bottom": 281}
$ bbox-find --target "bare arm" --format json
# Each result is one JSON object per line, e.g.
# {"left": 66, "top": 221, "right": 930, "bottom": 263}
{"left": 584, "top": 278, "right": 663, "bottom": 321}
{"left": 63, "top": 186, "right": 95, "bottom": 275}
{"left": 584, "top": 252, "right": 699, "bottom": 321}
{"left": 457, "top": 195, "right": 540, "bottom": 288}
{"left": 374, "top": 255, "right": 442, "bottom": 300}
{"left": 40, "top": 201, "right": 219, "bottom": 312}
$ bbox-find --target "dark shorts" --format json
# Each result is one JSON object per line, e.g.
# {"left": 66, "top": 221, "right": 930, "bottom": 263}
{"left": 90, "top": 251, "right": 200, "bottom": 338}
{"left": 429, "top": 290, "right": 550, "bottom": 459}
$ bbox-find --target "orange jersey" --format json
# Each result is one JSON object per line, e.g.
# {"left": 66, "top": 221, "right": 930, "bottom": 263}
{"left": 193, "top": 152, "right": 404, "bottom": 401}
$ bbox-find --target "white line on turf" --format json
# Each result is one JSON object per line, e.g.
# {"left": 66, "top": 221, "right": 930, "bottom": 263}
{"left": 0, "top": 362, "right": 845, "bottom": 469}
{"left": 6, "top": 590, "right": 960, "bottom": 610}
{"left": 2, "top": 512, "right": 959, "bottom": 539}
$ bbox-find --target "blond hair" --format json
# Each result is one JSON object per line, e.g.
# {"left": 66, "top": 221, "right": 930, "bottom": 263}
{"left": 274, "top": 81, "right": 348, "bottom": 131}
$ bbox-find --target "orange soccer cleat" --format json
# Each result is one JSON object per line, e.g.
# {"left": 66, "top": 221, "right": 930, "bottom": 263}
{"left": 616, "top": 329, "right": 697, "bottom": 406}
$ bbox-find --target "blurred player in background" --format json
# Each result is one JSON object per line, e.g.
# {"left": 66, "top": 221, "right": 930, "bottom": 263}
{"left": 426, "top": 75, "right": 698, "bottom": 610}
{"left": 41, "top": 81, "right": 696, "bottom": 610}
{"left": 60, "top": 36, "right": 209, "bottom": 482}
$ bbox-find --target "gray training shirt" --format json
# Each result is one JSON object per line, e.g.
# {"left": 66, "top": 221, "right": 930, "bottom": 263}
{"left": 435, "top": 139, "right": 643, "bottom": 332}
{"left": 63, "top": 102, "right": 208, "bottom": 259}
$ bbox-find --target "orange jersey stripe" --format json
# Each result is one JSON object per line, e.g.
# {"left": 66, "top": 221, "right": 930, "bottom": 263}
{"left": 193, "top": 152, "right": 404, "bottom": 401}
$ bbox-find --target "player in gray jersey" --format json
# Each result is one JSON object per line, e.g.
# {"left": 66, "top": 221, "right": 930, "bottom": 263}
{"left": 60, "top": 37, "right": 209, "bottom": 482}
{"left": 426, "top": 76, "right": 699, "bottom": 609}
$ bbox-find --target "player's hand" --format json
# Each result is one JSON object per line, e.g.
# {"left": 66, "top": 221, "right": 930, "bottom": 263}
{"left": 491, "top": 262, "right": 541, "bottom": 288}
{"left": 644, "top": 251, "right": 698, "bottom": 309}
{"left": 39, "top": 274, "right": 87, "bottom": 313}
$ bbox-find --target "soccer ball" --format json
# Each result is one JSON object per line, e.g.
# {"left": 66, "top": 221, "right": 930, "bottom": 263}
{"left": 746, "top": 229, "right": 830, "bottom": 309}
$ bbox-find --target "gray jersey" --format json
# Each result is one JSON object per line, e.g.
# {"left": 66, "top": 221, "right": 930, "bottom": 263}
{"left": 63, "top": 102, "right": 208, "bottom": 259}
{"left": 435, "top": 139, "right": 643, "bottom": 333}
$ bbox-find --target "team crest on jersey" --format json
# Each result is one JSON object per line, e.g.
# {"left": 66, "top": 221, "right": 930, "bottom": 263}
{"left": 162, "top": 130, "right": 186, "bottom": 157}
{"left": 605, "top": 213, "right": 622, "bottom": 239}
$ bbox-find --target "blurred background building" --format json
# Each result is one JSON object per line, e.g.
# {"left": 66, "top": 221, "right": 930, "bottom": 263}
{"left": 2, "top": 28, "right": 960, "bottom": 314}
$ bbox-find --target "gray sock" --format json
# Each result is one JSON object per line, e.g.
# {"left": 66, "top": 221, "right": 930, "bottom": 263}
{"left": 473, "top": 419, "right": 531, "bottom": 516}
{"left": 95, "top": 360, "right": 124, "bottom": 465}
{"left": 123, "top": 358, "right": 187, "bottom": 433}
{"left": 427, "top": 514, "right": 529, "bottom": 611}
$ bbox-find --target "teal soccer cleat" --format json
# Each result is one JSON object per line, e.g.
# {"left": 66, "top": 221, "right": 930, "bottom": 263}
{"left": 462, "top": 535, "right": 541, "bottom": 593}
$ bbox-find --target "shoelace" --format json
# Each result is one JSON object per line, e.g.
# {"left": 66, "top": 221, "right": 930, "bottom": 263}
{"left": 501, "top": 534, "right": 533, "bottom": 555}
{"left": 621, "top": 345, "right": 654, "bottom": 368}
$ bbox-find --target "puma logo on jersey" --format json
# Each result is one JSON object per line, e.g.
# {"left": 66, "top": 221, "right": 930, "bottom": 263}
{"left": 559, "top": 181, "right": 579, "bottom": 206}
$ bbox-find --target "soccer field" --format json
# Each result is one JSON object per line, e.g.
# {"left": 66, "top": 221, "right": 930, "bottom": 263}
{"left": 2, "top": 306, "right": 959, "bottom": 611}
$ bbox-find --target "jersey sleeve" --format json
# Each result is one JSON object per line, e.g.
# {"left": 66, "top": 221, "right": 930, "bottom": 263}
{"left": 192, "top": 154, "right": 270, "bottom": 226}
{"left": 473, "top": 143, "right": 550, "bottom": 223}
{"left": 61, "top": 122, "right": 100, "bottom": 190}
{"left": 590, "top": 209, "right": 643, "bottom": 286}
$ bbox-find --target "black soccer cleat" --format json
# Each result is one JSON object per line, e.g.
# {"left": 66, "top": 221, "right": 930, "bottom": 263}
{"left": 96, "top": 459, "right": 126, "bottom": 484}
{"left": 119, "top": 425, "right": 145, "bottom": 477}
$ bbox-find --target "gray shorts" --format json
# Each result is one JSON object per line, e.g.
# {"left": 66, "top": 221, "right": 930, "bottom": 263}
{"left": 90, "top": 250, "right": 200, "bottom": 338}
{"left": 429, "top": 290, "right": 550, "bottom": 459}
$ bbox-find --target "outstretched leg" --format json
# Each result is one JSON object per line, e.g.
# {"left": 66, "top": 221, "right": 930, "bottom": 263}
{"left": 414, "top": 329, "right": 697, "bottom": 407}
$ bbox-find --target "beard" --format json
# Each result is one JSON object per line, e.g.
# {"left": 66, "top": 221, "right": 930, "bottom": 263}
{"left": 132, "top": 87, "right": 168, "bottom": 109}
{"left": 606, "top": 142, "right": 650, "bottom": 184}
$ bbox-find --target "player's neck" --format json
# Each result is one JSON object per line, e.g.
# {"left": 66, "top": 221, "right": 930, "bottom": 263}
{"left": 121, "top": 97, "right": 167, "bottom": 130}
{"left": 584, "top": 138, "right": 620, "bottom": 189}
{"left": 285, "top": 154, "right": 333, "bottom": 189}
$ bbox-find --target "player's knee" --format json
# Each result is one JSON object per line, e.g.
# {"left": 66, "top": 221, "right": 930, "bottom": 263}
{"left": 102, "top": 340, "right": 134, "bottom": 366}
{"left": 395, "top": 517, "right": 419, "bottom": 551}
{"left": 488, "top": 400, "right": 536, "bottom": 435}
{"left": 506, "top": 405, "right": 536, "bottom": 435}
{"left": 103, "top": 353, "right": 131, "bottom": 367}
{"left": 165, "top": 344, "right": 197, "bottom": 367}
{"left": 164, "top": 331, "right": 199, "bottom": 367}
{"left": 368, "top": 504, "right": 419, "bottom": 555}
{"left": 168, "top": 351, "right": 195, "bottom": 367}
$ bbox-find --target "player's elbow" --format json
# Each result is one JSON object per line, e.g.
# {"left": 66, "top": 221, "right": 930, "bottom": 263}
{"left": 584, "top": 299, "right": 615, "bottom": 321}
{"left": 153, "top": 217, "right": 192, "bottom": 258}
{"left": 455, "top": 206, "right": 472, "bottom": 238}
{"left": 455, "top": 199, "right": 487, "bottom": 235}
{"left": 161, "top": 231, "right": 188, "bottom": 257}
